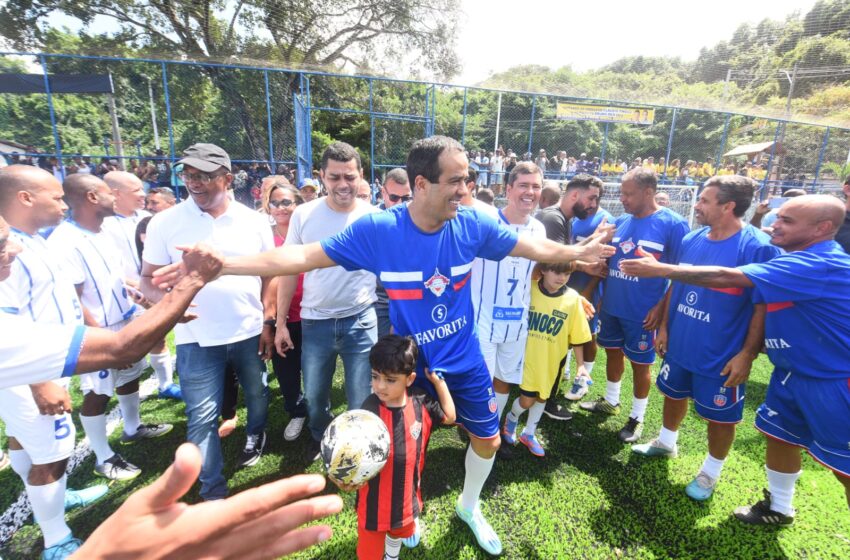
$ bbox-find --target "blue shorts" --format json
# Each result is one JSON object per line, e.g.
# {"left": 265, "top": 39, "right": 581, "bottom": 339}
{"left": 413, "top": 364, "right": 499, "bottom": 439}
{"left": 597, "top": 309, "right": 655, "bottom": 364}
{"left": 755, "top": 369, "right": 850, "bottom": 478}
{"left": 656, "top": 359, "right": 745, "bottom": 423}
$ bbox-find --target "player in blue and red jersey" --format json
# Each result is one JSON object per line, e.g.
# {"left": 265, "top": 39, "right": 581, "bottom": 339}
{"left": 581, "top": 167, "right": 689, "bottom": 445}
{"left": 156, "top": 135, "right": 615, "bottom": 556}
{"left": 630, "top": 176, "right": 780, "bottom": 501}
{"left": 621, "top": 194, "right": 850, "bottom": 525}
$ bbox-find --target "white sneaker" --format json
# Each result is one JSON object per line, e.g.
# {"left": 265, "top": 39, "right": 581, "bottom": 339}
{"left": 284, "top": 416, "right": 306, "bottom": 441}
{"left": 566, "top": 376, "right": 591, "bottom": 401}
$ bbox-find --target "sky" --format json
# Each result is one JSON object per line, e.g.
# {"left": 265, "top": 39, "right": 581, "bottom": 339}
{"left": 456, "top": 0, "right": 818, "bottom": 84}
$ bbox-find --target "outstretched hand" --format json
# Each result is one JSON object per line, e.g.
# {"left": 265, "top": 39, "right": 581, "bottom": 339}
{"left": 580, "top": 232, "right": 616, "bottom": 264}
{"left": 153, "top": 244, "right": 223, "bottom": 290}
{"left": 619, "top": 247, "right": 665, "bottom": 278}
{"left": 72, "top": 443, "right": 343, "bottom": 560}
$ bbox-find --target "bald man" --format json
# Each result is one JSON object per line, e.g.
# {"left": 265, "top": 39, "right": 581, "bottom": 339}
{"left": 356, "top": 178, "right": 372, "bottom": 203}
{"left": 50, "top": 174, "right": 173, "bottom": 483}
{"left": 101, "top": 172, "right": 180, "bottom": 400}
{"left": 621, "top": 194, "right": 850, "bottom": 525}
{"left": 539, "top": 181, "right": 561, "bottom": 210}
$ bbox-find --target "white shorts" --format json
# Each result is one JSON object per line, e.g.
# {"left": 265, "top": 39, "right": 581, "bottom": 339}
{"left": 0, "top": 381, "right": 75, "bottom": 464}
{"left": 479, "top": 338, "right": 526, "bottom": 385}
{"left": 79, "top": 318, "right": 146, "bottom": 396}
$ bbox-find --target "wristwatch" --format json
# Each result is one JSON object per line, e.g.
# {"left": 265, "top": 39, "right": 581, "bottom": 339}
{"left": 263, "top": 319, "right": 276, "bottom": 327}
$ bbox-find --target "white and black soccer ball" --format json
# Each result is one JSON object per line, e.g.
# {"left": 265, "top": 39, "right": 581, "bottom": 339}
{"left": 321, "top": 410, "right": 391, "bottom": 486}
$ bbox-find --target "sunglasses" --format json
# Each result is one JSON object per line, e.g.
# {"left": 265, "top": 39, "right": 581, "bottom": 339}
{"left": 268, "top": 199, "right": 296, "bottom": 208}
{"left": 388, "top": 193, "right": 412, "bottom": 203}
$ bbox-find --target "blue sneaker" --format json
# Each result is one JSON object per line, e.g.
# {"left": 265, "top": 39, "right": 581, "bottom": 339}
{"left": 41, "top": 534, "right": 82, "bottom": 560}
{"left": 519, "top": 432, "right": 545, "bottom": 457}
{"left": 685, "top": 472, "right": 717, "bottom": 501}
{"left": 65, "top": 484, "right": 108, "bottom": 511}
{"left": 502, "top": 415, "right": 518, "bottom": 446}
{"left": 158, "top": 383, "right": 182, "bottom": 400}
{"left": 455, "top": 497, "right": 502, "bottom": 556}
{"left": 402, "top": 517, "right": 421, "bottom": 548}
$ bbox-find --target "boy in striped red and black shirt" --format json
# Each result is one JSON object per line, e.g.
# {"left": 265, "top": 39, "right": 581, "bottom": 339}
{"left": 353, "top": 335, "right": 455, "bottom": 560}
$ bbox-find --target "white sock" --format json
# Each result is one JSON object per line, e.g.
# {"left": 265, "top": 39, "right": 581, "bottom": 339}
{"left": 495, "top": 392, "right": 509, "bottom": 420}
{"left": 117, "top": 392, "right": 142, "bottom": 436}
{"left": 460, "top": 446, "right": 495, "bottom": 511}
{"left": 80, "top": 414, "right": 114, "bottom": 465}
{"left": 149, "top": 351, "right": 174, "bottom": 389}
{"left": 766, "top": 467, "right": 800, "bottom": 516}
{"left": 605, "top": 381, "right": 621, "bottom": 406}
{"left": 584, "top": 360, "right": 596, "bottom": 377}
{"left": 630, "top": 397, "right": 648, "bottom": 422}
{"left": 507, "top": 398, "right": 526, "bottom": 423}
{"left": 26, "top": 477, "right": 71, "bottom": 548}
{"left": 9, "top": 448, "right": 33, "bottom": 480}
{"left": 700, "top": 454, "right": 725, "bottom": 481}
{"left": 522, "top": 402, "right": 546, "bottom": 436}
{"left": 384, "top": 536, "right": 402, "bottom": 560}
{"left": 657, "top": 426, "right": 679, "bottom": 449}
{"left": 564, "top": 349, "right": 573, "bottom": 377}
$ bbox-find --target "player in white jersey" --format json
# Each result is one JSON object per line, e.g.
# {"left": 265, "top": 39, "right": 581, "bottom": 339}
{"left": 0, "top": 166, "right": 109, "bottom": 560}
{"left": 471, "top": 162, "right": 546, "bottom": 459}
{"left": 101, "top": 171, "right": 180, "bottom": 400}
{"left": 49, "top": 174, "right": 173, "bottom": 483}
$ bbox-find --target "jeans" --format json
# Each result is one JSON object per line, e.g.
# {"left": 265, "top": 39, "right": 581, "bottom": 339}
{"left": 270, "top": 321, "right": 307, "bottom": 418}
{"left": 301, "top": 305, "right": 377, "bottom": 441}
{"left": 176, "top": 335, "right": 269, "bottom": 500}
{"left": 375, "top": 302, "right": 392, "bottom": 339}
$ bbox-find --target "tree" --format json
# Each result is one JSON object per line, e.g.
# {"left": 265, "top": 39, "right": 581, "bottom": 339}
{"left": 0, "top": 0, "right": 461, "bottom": 160}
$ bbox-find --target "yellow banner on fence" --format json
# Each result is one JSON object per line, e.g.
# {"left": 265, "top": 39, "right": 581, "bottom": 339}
{"left": 556, "top": 103, "right": 655, "bottom": 125}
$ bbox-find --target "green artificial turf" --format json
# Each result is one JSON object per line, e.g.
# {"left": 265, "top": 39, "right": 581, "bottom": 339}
{"left": 1, "top": 353, "right": 849, "bottom": 559}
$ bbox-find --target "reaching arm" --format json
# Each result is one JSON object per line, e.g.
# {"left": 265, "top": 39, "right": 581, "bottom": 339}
{"left": 619, "top": 247, "right": 753, "bottom": 289}
{"left": 510, "top": 232, "right": 615, "bottom": 265}
{"left": 274, "top": 274, "right": 299, "bottom": 356}
{"left": 141, "top": 260, "right": 168, "bottom": 304}
{"left": 152, "top": 242, "right": 335, "bottom": 290}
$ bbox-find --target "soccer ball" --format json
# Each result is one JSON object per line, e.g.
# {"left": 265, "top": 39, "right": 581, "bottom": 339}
{"left": 321, "top": 409, "right": 391, "bottom": 486}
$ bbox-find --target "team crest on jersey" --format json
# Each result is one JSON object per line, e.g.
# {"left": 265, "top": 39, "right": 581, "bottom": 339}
{"left": 424, "top": 269, "right": 450, "bottom": 297}
{"left": 488, "top": 397, "right": 497, "bottom": 413}
{"left": 619, "top": 238, "right": 636, "bottom": 254}
{"left": 410, "top": 420, "right": 421, "bottom": 440}
{"left": 713, "top": 394, "right": 727, "bottom": 407}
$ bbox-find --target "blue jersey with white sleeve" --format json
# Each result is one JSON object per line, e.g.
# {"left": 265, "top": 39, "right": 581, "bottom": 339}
{"left": 602, "top": 207, "right": 689, "bottom": 320}
{"left": 322, "top": 205, "right": 518, "bottom": 381}
{"left": 666, "top": 225, "right": 780, "bottom": 376}
{"left": 739, "top": 240, "right": 850, "bottom": 379}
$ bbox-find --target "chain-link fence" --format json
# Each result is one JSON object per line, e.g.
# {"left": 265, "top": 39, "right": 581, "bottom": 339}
{"left": 2, "top": 51, "right": 849, "bottom": 198}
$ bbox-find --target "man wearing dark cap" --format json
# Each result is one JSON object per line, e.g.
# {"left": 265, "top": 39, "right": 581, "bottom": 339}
{"left": 140, "top": 143, "right": 274, "bottom": 500}
{"left": 298, "top": 178, "right": 319, "bottom": 202}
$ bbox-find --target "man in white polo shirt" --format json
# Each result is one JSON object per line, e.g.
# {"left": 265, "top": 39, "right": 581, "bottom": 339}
{"left": 275, "top": 142, "right": 379, "bottom": 463}
{"left": 141, "top": 143, "right": 273, "bottom": 500}
{"left": 101, "top": 171, "right": 180, "bottom": 400}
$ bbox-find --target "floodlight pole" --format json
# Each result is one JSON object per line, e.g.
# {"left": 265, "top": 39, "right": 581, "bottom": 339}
{"left": 775, "top": 64, "right": 798, "bottom": 185}
{"left": 147, "top": 77, "right": 161, "bottom": 151}
{"left": 493, "top": 92, "right": 502, "bottom": 153}
{"left": 106, "top": 74, "right": 124, "bottom": 170}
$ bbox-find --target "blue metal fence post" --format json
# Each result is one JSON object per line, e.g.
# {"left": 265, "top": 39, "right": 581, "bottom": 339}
{"left": 761, "top": 121, "right": 783, "bottom": 199}
{"left": 369, "top": 79, "right": 375, "bottom": 186}
{"left": 663, "top": 108, "right": 678, "bottom": 181}
{"left": 263, "top": 70, "right": 275, "bottom": 166}
{"left": 714, "top": 114, "right": 731, "bottom": 172}
{"left": 600, "top": 122, "right": 609, "bottom": 166}
{"left": 527, "top": 95, "right": 537, "bottom": 156}
{"left": 39, "top": 54, "right": 64, "bottom": 179}
{"left": 461, "top": 88, "right": 468, "bottom": 146}
{"left": 812, "top": 127, "right": 830, "bottom": 189}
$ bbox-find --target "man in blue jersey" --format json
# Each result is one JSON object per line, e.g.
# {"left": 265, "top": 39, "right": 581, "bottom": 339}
{"left": 581, "top": 167, "right": 689, "bottom": 444}
{"left": 630, "top": 176, "right": 781, "bottom": 501}
{"left": 621, "top": 194, "right": 850, "bottom": 524}
{"left": 154, "top": 136, "right": 615, "bottom": 555}
{"left": 564, "top": 187, "right": 614, "bottom": 401}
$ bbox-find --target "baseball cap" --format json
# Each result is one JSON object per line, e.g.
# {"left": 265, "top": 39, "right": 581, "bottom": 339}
{"left": 177, "top": 143, "right": 231, "bottom": 173}
{"left": 299, "top": 178, "right": 318, "bottom": 191}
